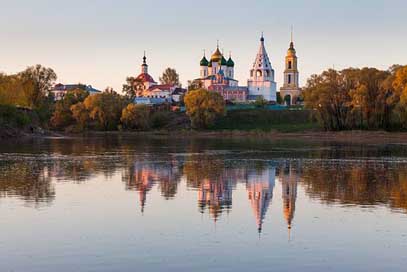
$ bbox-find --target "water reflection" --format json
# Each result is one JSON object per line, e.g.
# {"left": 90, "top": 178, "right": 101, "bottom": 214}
{"left": 1, "top": 137, "right": 407, "bottom": 231}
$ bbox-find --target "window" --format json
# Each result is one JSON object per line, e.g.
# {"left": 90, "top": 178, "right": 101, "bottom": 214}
{"left": 256, "top": 70, "right": 262, "bottom": 77}
{"left": 288, "top": 74, "right": 292, "bottom": 84}
{"left": 288, "top": 61, "right": 292, "bottom": 69}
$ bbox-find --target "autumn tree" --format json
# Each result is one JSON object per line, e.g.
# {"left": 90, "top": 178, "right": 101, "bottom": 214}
{"left": 19, "top": 65, "right": 57, "bottom": 108}
{"left": 50, "top": 89, "right": 89, "bottom": 129}
{"left": 70, "top": 102, "right": 89, "bottom": 130}
{"left": 159, "top": 68, "right": 180, "bottom": 86}
{"left": 120, "top": 104, "right": 150, "bottom": 130}
{"left": 0, "top": 74, "right": 35, "bottom": 107}
{"left": 83, "top": 92, "right": 128, "bottom": 130}
{"left": 184, "top": 89, "right": 225, "bottom": 129}
{"left": 122, "top": 76, "right": 144, "bottom": 100}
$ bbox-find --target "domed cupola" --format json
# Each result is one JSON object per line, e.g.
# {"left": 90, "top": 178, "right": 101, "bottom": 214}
{"left": 221, "top": 56, "right": 228, "bottom": 66}
{"left": 200, "top": 56, "right": 209, "bottom": 66}
{"left": 210, "top": 47, "right": 223, "bottom": 63}
{"left": 227, "top": 56, "right": 234, "bottom": 67}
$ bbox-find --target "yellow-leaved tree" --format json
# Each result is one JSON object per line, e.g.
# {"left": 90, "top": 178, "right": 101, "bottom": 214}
{"left": 184, "top": 89, "right": 225, "bottom": 129}
{"left": 120, "top": 104, "right": 150, "bottom": 130}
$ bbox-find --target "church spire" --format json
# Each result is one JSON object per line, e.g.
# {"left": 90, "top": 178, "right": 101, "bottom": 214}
{"left": 141, "top": 51, "right": 148, "bottom": 74}
{"left": 290, "top": 26, "right": 294, "bottom": 49}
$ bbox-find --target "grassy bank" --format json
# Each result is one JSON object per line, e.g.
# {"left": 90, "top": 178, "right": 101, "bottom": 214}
{"left": 213, "top": 109, "right": 320, "bottom": 132}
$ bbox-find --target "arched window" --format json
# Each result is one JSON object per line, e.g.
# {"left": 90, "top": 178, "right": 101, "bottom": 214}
{"left": 256, "top": 70, "right": 262, "bottom": 77}
{"left": 288, "top": 61, "right": 292, "bottom": 69}
{"left": 265, "top": 70, "right": 270, "bottom": 77}
{"left": 288, "top": 74, "right": 292, "bottom": 84}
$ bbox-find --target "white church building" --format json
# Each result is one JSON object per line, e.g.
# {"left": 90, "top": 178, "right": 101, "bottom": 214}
{"left": 248, "top": 34, "right": 277, "bottom": 101}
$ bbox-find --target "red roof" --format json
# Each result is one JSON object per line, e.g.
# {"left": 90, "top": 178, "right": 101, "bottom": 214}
{"left": 147, "top": 84, "right": 175, "bottom": 91}
{"left": 136, "top": 73, "right": 156, "bottom": 83}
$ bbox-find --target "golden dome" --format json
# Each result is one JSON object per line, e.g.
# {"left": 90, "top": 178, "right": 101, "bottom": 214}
{"left": 210, "top": 47, "right": 223, "bottom": 63}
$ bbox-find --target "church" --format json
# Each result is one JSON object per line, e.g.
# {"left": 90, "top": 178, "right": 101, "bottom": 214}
{"left": 195, "top": 33, "right": 301, "bottom": 103}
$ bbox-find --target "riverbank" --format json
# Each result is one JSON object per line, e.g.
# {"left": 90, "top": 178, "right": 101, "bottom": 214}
{"left": 55, "top": 130, "right": 407, "bottom": 145}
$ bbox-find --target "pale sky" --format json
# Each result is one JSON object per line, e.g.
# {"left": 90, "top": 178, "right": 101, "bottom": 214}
{"left": 1, "top": 0, "right": 406, "bottom": 92}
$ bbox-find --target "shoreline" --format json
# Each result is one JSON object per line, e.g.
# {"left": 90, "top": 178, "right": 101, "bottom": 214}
{"left": 5, "top": 129, "right": 406, "bottom": 144}
{"left": 0, "top": 126, "right": 407, "bottom": 144}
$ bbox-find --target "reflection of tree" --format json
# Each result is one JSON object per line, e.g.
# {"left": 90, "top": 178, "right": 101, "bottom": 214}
{"left": 301, "top": 162, "right": 407, "bottom": 213}
{"left": 0, "top": 161, "right": 54, "bottom": 207}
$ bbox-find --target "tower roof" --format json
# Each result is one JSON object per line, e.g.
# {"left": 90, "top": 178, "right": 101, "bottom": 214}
{"left": 210, "top": 46, "right": 223, "bottom": 63}
{"left": 227, "top": 57, "right": 234, "bottom": 67}
{"left": 200, "top": 55, "right": 209, "bottom": 66}
{"left": 221, "top": 56, "right": 227, "bottom": 66}
{"left": 252, "top": 34, "right": 273, "bottom": 70}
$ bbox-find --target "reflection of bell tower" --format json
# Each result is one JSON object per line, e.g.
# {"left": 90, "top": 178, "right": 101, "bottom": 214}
{"left": 246, "top": 167, "right": 276, "bottom": 233}
{"left": 279, "top": 27, "right": 302, "bottom": 106}
{"left": 280, "top": 164, "right": 298, "bottom": 238}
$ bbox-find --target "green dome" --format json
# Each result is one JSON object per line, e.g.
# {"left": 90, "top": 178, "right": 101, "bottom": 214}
{"left": 200, "top": 56, "right": 209, "bottom": 66}
{"left": 227, "top": 57, "right": 234, "bottom": 67}
{"left": 221, "top": 56, "right": 227, "bottom": 66}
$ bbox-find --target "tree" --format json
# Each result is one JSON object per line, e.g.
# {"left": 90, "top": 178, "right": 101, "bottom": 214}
{"left": 120, "top": 104, "right": 150, "bottom": 130}
{"left": 159, "top": 68, "right": 180, "bottom": 86}
{"left": 122, "top": 76, "right": 144, "bottom": 100}
{"left": 187, "top": 79, "right": 203, "bottom": 91}
{"left": 50, "top": 88, "right": 89, "bottom": 129}
{"left": 83, "top": 92, "right": 128, "bottom": 130}
{"left": 70, "top": 102, "right": 89, "bottom": 130}
{"left": 19, "top": 65, "right": 57, "bottom": 108}
{"left": 184, "top": 89, "right": 225, "bottom": 129}
{"left": 0, "top": 74, "right": 35, "bottom": 107}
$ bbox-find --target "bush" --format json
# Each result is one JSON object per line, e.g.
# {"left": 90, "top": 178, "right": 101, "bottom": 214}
{"left": 150, "top": 111, "right": 170, "bottom": 129}
{"left": 0, "top": 105, "right": 33, "bottom": 128}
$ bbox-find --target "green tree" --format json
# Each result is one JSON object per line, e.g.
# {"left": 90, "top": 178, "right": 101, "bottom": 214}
{"left": 184, "top": 89, "right": 225, "bottom": 129}
{"left": 159, "top": 68, "right": 180, "bottom": 86}
{"left": 120, "top": 104, "right": 150, "bottom": 130}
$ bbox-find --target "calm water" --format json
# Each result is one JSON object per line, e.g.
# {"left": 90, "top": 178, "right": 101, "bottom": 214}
{"left": 0, "top": 136, "right": 407, "bottom": 272}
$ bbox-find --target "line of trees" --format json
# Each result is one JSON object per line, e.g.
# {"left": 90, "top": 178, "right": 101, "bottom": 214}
{"left": 303, "top": 65, "right": 407, "bottom": 130}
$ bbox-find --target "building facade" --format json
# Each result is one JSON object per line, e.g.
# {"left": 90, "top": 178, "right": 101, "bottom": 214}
{"left": 51, "top": 83, "right": 101, "bottom": 101}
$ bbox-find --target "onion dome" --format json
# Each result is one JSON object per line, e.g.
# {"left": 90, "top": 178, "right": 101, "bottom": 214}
{"left": 210, "top": 47, "right": 223, "bottom": 63}
{"left": 227, "top": 57, "right": 234, "bottom": 67}
{"left": 287, "top": 42, "right": 296, "bottom": 56}
{"left": 221, "top": 56, "right": 227, "bottom": 66}
{"left": 200, "top": 56, "right": 209, "bottom": 66}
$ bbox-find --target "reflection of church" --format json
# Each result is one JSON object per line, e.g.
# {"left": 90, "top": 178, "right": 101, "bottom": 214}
{"left": 124, "top": 161, "right": 180, "bottom": 213}
{"left": 198, "top": 178, "right": 233, "bottom": 221}
{"left": 280, "top": 163, "right": 299, "bottom": 235}
{"left": 246, "top": 168, "right": 276, "bottom": 233}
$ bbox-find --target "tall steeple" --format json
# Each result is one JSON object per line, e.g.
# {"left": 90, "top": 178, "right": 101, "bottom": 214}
{"left": 247, "top": 33, "right": 277, "bottom": 101}
{"left": 280, "top": 27, "right": 302, "bottom": 105}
